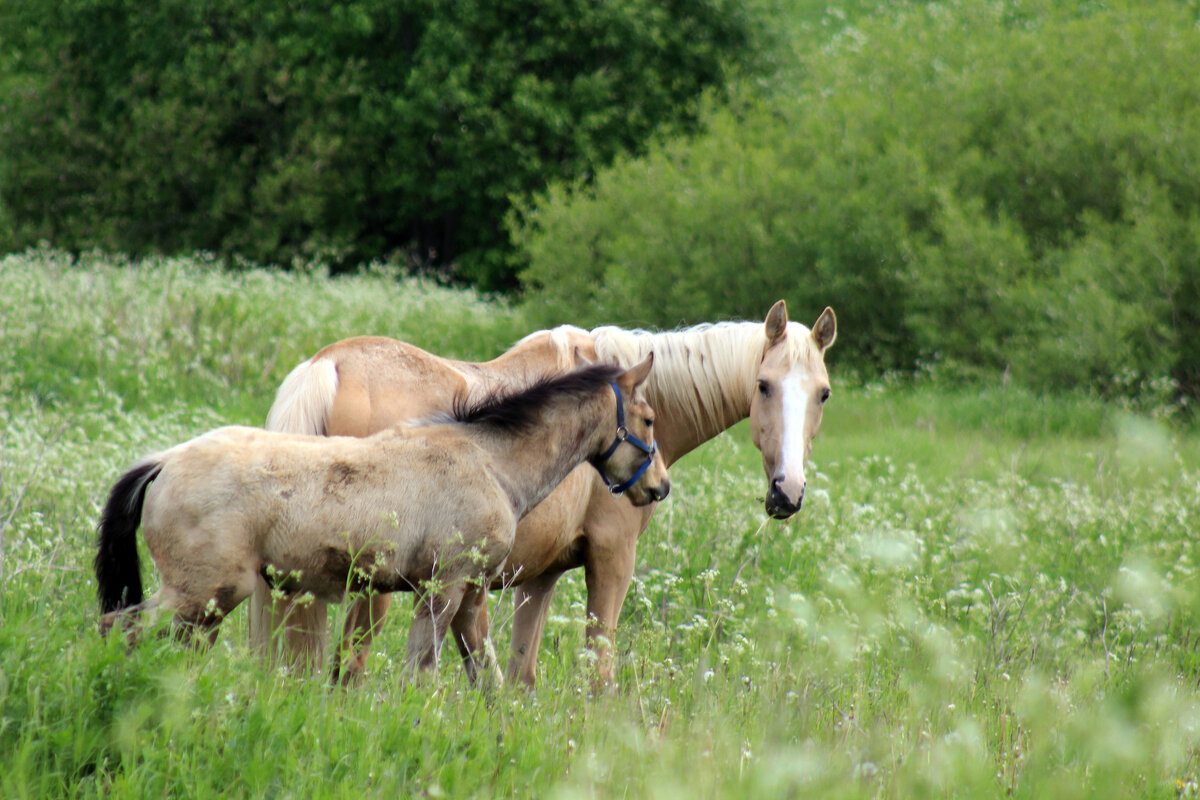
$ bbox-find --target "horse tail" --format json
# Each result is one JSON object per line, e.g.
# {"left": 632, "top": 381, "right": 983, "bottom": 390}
{"left": 95, "top": 459, "right": 163, "bottom": 615}
{"left": 265, "top": 357, "right": 339, "bottom": 434}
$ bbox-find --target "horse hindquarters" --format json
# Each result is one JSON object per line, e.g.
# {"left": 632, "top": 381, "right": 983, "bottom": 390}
{"left": 94, "top": 458, "right": 254, "bottom": 639}
{"left": 137, "top": 471, "right": 261, "bottom": 635}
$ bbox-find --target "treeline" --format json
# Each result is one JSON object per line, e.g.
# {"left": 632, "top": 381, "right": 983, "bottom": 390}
{"left": 0, "top": 0, "right": 769, "bottom": 289}
{"left": 518, "top": 0, "right": 1200, "bottom": 402}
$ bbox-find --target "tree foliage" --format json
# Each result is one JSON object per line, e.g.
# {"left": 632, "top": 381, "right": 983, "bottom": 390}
{"left": 517, "top": 0, "right": 1200, "bottom": 400}
{"left": 0, "top": 0, "right": 768, "bottom": 287}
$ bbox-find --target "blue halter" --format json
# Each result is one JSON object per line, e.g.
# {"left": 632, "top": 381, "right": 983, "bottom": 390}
{"left": 589, "top": 381, "right": 657, "bottom": 496}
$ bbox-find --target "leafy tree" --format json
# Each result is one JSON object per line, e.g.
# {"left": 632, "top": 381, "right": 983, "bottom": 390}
{"left": 0, "top": 0, "right": 770, "bottom": 288}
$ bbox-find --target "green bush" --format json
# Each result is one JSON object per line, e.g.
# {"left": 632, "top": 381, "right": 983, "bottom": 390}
{"left": 517, "top": 0, "right": 1200, "bottom": 400}
{"left": 0, "top": 0, "right": 771, "bottom": 289}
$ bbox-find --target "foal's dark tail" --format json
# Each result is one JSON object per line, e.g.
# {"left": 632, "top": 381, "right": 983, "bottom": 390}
{"left": 95, "top": 459, "right": 163, "bottom": 616}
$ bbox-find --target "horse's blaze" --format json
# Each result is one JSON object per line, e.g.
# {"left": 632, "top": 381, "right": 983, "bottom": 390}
{"left": 775, "top": 369, "right": 811, "bottom": 507}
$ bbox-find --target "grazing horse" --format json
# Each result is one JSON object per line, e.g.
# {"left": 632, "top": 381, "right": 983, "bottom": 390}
{"left": 255, "top": 300, "right": 836, "bottom": 685}
{"left": 95, "top": 360, "right": 669, "bottom": 683}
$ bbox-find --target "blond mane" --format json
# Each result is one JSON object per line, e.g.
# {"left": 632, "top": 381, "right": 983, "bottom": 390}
{"left": 532, "top": 319, "right": 821, "bottom": 436}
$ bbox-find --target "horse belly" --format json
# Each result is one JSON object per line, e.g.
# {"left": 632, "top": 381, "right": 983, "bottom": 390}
{"left": 263, "top": 489, "right": 514, "bottom": 600}
{"left": 260, "top": 517, "right": 414, "bottom": 601}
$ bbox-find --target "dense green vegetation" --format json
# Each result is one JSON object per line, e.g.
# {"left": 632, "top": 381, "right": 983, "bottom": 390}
{"left": 518, "top": 0, "right": 1200, "bottom": 401}
{"left": 3, "top": 253, "right": 1200, "bottom": 798}
{"left": 4, "top": 0, "right": 1195, "bottom": 402}
{"left": 0, "top": 0, "right": 769, "bottom": 288}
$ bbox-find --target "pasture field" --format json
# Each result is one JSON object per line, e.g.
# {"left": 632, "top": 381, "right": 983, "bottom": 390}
{"left": 3, "top": 251, "right": 1200, "bottom": 798}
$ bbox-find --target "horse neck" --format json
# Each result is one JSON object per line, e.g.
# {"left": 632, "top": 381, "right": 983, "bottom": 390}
{"left": 475, "top": 390, "right": 613, "bottom": 518}
{"left": 453, "top": 332, "right": 573, "bottom": 401}
{"left": 607, "top": 323, "right": 763, "bottom": 465}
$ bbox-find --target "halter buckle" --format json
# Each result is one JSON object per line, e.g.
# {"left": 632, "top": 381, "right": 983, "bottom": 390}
{"left": 590, "top": 381, "right": 657, "bottom": 497}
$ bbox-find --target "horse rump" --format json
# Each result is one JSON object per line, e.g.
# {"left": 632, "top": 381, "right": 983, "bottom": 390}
{"left": 95, "top": 459, "right": 162, "bottom": 620}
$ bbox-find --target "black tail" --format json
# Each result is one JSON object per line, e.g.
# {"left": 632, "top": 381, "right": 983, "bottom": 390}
{"left": 95, "top": 460, "right": 162, "bottom": 615}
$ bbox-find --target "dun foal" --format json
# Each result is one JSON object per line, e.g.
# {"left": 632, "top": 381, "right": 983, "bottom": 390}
{"left": 95, "top": 359, "right": 668, "bottom": 683}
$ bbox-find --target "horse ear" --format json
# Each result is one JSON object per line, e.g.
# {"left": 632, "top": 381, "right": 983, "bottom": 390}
{"left": 764, "top": 300, "right": 788, "bottom": 347}
{"left": 812, "top": 307, "right": 837, "bottom": 352}
{"left": 619, "top": 352, "right": 654, "bottom": 391}
{"left": 572, "top": 345, "right": 594, "bottom": 366}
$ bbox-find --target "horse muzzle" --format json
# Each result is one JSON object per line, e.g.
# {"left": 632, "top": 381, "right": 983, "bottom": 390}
{"left": 626, "top": 478, "right": 671, "bottom": 507}
{"left": 765, "top": 476, "right": 804, "bottom": 519}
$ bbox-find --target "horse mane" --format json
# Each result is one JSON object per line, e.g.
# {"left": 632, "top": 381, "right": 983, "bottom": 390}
{"left": 552, "top": 319, "right": 821, "bottom": 434}
{"left": 450, "top": 362, "right": 623, "bottom": 434}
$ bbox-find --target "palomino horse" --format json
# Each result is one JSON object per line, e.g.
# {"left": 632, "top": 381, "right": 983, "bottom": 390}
{"left": 254, "top": 300, "right": 836, "bottom": 685}
{"left": 95, "top": 360, "right": 669, "bottom": 683}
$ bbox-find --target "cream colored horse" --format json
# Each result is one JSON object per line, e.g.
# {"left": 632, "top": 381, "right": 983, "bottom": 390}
{"left": 256, "top": 300, "right": 836, "bottom": 685}
{"left": 95, "top": 360, "right": 668, "bottom": 683}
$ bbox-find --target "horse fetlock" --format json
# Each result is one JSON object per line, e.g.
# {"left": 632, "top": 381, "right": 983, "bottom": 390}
{"left": 98, "top": 608, "right": 138, "bottom": 641}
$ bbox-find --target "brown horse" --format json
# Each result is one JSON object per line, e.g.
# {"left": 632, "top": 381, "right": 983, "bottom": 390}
{"left": 254, "top": 300, "right": 836, "bottom": 685}
{"left": 95, "top": 360, "right": 669, "bottom": 684}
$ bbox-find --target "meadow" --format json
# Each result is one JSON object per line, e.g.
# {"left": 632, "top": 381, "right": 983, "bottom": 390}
{"left": 3, "top": 250, "right": 1200, "bottom": 798}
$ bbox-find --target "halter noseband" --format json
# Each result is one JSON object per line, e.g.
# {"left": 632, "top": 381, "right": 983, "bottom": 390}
{"left": 588, "top": 381, "right": 657, "bottom": 496}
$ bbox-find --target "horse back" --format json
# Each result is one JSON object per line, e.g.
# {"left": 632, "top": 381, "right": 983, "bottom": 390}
{"left": 310, "top": 337, "right": 472, "bottom": 436}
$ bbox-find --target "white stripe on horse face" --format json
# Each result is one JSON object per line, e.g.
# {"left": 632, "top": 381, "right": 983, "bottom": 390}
{"left": 779, "top": 370, "right": 810, "bottom": 480}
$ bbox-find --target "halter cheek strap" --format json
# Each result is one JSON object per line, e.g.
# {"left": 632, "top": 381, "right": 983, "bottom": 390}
{"left": 588, "top": 381, "right": 657, "bottom": 496}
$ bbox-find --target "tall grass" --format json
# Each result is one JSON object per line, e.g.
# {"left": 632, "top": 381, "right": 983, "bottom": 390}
{"left": 3, "top": 251, "right": 1199, "bottom": 798}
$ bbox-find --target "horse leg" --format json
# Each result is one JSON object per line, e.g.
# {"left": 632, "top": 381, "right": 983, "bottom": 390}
{"left": 160, "top": 567, "right": 259, "bottom": 647}
{"left": 99, "top": 590, "right": 166, "bottom": 644}
{"left": 583, "top": 536, "right": 638, "bottom": 688}
{"left": 450, "top": 584, "right": 502, "bottom": 689}
{"left": 106, "top": 588, "right": 223, "bottom": 647}
{"left": 248, "top": 577, "right": 329, "bottom": 673}
{"left": 504, "top": 571, "right": 563, "bottom": 687}
{"left": 248, "top": 577, "right": 276, "bottom": 655}
{"left": 406, "top": 584, "right": 468, "bottom": 679}
{"left": 333, "top": 593, "right": 393, "bottom": 685}
{"left": 470, "top": 592, "right": 491, "bottom": 652}
{"left": 275, "top": 594, "right": 328, "bottom": 672}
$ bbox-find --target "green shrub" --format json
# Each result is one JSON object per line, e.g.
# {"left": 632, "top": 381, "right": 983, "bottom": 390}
{"left": 517, "top": 0, "right": 1200, "bottom": 401}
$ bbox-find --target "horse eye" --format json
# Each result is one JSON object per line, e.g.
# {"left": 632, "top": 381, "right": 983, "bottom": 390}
{"left": 644, "top": 417, "right": 654, "bottom": 428}
{"left": 757, "top": 380, "right": 770, "bottom": 397}
{"left": 819, "top": 388, "right": 831, "bottom": 404}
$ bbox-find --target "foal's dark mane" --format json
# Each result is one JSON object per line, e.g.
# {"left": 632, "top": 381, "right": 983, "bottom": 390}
{"left": 452, "top": 363, "right": 622, "bottom": 434}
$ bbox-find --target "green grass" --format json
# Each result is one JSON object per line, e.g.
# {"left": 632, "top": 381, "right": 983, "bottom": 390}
{"left": 3, "top": 250, "right": 1200, "bottom": 798}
